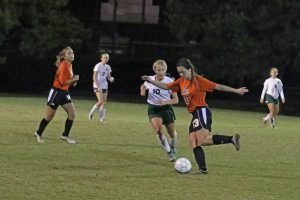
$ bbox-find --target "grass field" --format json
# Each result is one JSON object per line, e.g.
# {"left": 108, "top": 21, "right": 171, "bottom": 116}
{"left": 0, "top": 96, "right": 299, "bottom": 200}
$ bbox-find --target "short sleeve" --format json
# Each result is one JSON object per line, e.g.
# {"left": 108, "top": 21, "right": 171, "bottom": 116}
{"left": 167, "top": 78, "right": 181, "bottom": 92}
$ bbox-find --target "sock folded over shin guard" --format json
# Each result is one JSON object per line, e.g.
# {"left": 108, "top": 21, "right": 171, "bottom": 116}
{"left": 62, "top": 119, "right": 74, "bottom": 137}
{"left": 193, "top": 146, "right": 207, "bottom": 171}
{"left": 212, "top": 134, "right": 233, "bottom": 145}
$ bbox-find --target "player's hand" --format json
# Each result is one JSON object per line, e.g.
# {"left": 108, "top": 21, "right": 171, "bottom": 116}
{"left": 237, "top": 87, "right": 248, "bottom": 95}
{"left": 260, "top": 99, "right": 264, "bottom": 104}
{"left": 141, "top": 75, "right": 150, "bottom": 81}
{"left": 281, "top": 98, "right": 285, "bottom": 104}
{"left": 73, "top": 75, "right": 79, "bottom": 81}
{"left": 109, "top": 77, "right": 115, "bottom": 83}
{"left": 140, "top": 91, "right": 146, "bottom": 96}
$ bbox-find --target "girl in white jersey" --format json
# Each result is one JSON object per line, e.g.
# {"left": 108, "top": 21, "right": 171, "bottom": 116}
{"left": 88, "top": 53, "right": 114, "bottom": 122}
{"left": 140, "top": 60, "right": 179, "bottom": 162}
{"left": 260, "top": 68, "right": 285, "bottom": 128}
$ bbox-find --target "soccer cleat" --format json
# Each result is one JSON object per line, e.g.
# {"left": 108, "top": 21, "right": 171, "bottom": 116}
{"left": 170, "top": 146, "right": 177, "bottom": 156}
{"left": 88, "top": 113, "right": 93, "bottom": 121}
{"left": 61, "top": 136, "right": 76, "bottom": 144}
{"left": 199, "top": 169, "right": 208, "bottom": 175}
{"left": 34, "top": 132, "right": 45, "bottom": 143}
{"left": 232, "top": 134, "right": 240, "bottom": 151}
{"left": 269, "top": 118, "right": 276, "bottom": 128}
{"left": 167, "top": 151, "right": 175, "bottom": 162}
{"left": 99, "top": 118, "right": 105, "bottom": 122}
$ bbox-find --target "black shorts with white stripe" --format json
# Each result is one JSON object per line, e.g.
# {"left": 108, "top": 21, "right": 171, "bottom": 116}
{"left": 47, "top": 87, "right": 72, "bottom": 110}
{"left": 189, "top": 106, "right": 212, "bottom": 133}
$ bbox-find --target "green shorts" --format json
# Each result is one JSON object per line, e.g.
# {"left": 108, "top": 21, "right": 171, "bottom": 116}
{"left": 265, "top": 94, "right": 279, "bottom": 105}
{"left": 148, "top": 104, "right": 176, "bottom": 125}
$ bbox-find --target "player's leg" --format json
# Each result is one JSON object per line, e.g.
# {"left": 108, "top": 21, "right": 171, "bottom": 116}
{"left": 163, "top": 106, "right": 177, "bottom": 156}
{"left": 99, "top": 90, "right": 108, "bottom": 121}
{"left": 89, "top": 89, "right": 103, "bottom": 120}
{"left": 61, "top": 102, "right": 76, "bottom": 144}
{"left": 267, "top": 103, "right": 275, "bottom": 128}
{"left": 165, "top": 123, "right": 177, "bottom": 156}
{"left": 34, "top": 88, "right": 59, "bottom": 143}
{"left": 150, "top": 117, "right": 174, "bottom": 161}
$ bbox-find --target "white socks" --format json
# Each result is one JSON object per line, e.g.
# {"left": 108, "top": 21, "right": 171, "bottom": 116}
{"left": 263, "top": 114, "right": 270, "bottom": 121}
{"left": 170, "top": 131, "right": 177, "bottom": 148}
{"left": 156, "top": 134, "right": 171, "bottom": 153}
{"left": 89, "top": 104, "right": 98, "bottom": 116}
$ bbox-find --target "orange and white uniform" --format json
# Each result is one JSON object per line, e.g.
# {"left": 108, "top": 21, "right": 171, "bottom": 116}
{"left": 167, "top": 76, "right": 217, "bottom": 113}
{"left": 53, "top": 60, "right": 73, "bottom": 91}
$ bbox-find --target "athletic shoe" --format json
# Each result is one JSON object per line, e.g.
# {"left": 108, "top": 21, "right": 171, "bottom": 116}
{"left": 61, "top": 136, "right": 76, "bottom": 144}
{"left": 99, "top": 118, "right": 105, "bottom": 122}
{"left": 167, "top": 151, "right": 175, "bottom": 162}
{"left": 232, "top": 134, "right": 240, "bottom": 151}
{"left": 269, "top": 118, "right": 276, "bottom": 128}
{"left": 199, "top": 169, "right": 208, "bottom": 175}
{"left": 34, "top": 132, "right": 45, "bottom": 143}
{"left": 88, "top": 113, "right": 93, "bottom": 121}
{"left": 170, "top": 146, "right": 177, "bottom": 156}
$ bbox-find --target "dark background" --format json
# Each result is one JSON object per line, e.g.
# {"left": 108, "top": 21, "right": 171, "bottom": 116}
{"left": 0, "top": 0, "right": 299, "bottom": 115}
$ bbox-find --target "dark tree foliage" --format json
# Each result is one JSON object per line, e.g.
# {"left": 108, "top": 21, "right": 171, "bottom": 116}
{"left": 0, "top": 0, "right": 91, "bottom": 59}
{"left": 166, "top": 0, "right": 300, "bottom": 86}
{"left": 0, "top": 0, "right": 91, "bottom": 91}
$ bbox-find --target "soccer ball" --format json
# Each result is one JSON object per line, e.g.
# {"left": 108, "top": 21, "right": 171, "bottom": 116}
{"left": 174, "top": 157, "right": 192, "bottom": 173}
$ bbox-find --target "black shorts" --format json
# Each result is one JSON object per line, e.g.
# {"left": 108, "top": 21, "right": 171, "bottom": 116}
{"left": 47, "top": 87, "right": 72, "bottom": 110}
{"left": 189, "top": 107, "right": 212, "bottom": 133}
{"left": 93, "top": 87, "right": 108, "bottom": 94}
{"left": 148, "top": 104, "right": 176, "bottom": 125}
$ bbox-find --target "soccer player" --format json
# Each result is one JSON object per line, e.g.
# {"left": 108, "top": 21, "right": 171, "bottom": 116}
{"left": 88, "top": 53, "right": 114, "bottom": 122}
{"left": 140, "top": 60, "right": 178, "bottom": 162}
{"left": 260, "top": 67, "right": 285, "bottom": 128}
{"left": 34, "top": 47, "right": 79, "bottom": 144}
{"left": 141, "top": 58, "right": 248, "bottom": 174}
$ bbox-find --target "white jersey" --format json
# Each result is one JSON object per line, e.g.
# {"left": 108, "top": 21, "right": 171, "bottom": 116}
{"left": 93, "top": 62, "right": 112, "bottom": 89}
{"left": 144, "top": 76, "right": 174, "bottom": 105}
{"left": 260, "top": 77, "right": 285, "bottom": 100}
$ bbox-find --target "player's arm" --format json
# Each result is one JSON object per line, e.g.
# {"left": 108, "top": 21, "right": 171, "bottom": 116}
{"left": 260, "top": 82, "right": 268, "bottom": 104}
{"left": 214, "top": 84, "right": 248, "bottom": 95}
{"left": 93, "top": 71, "right": 102, "bottom": 92}
{"left": 160, "top": 92, "right": 179, "bottom": 105}
{"left": 107, "top": 72, "right": 114, "bottom": 82}
{"left": 141, "top": 75, "right": 169, "bottom": 90}
{"left": 140, "top": 84, "right": 146, "bottom": 96}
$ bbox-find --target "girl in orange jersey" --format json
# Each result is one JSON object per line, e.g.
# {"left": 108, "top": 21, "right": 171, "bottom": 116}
{"left": 142, "top": 58, "right": 248, "bottom": 174}
{"left": 34, "top": 47, "right": 79, "bottom": 144}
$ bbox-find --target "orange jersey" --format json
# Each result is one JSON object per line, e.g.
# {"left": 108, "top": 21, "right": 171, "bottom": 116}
{"left": 53, "top": 61, "right": 73, "bottom": 91}
{"left": 167, "top": 76, "right": 217, "bottom": 113}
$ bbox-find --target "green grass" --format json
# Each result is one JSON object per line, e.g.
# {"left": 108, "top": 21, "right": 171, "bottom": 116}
{"left": 0, "top": 96, "right": 299, "bottom": 200}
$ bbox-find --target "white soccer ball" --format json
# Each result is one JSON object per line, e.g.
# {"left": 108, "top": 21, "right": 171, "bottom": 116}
{"left": 174, "top": 157, "right": 192, "bottom": 173}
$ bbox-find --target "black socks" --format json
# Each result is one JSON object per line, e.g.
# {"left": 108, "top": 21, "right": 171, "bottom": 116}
{"left": 62, "top": 119, "right": 74, "bottom": 137}
{"left": 212, "top": 135, "right": 233, "bottom": 145}
{"left": 36, "top": 118, "right": 49, "bottom": 136}
{"left": 193, "top": 146, "right": 207, "bottom": 171}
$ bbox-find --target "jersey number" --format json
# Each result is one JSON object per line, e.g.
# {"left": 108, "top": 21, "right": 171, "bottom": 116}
{"left": 153, "top": 89, "right": 160, "bottom": 94}
{"left": 193, "top": 119, "right": 199, "bottom": 128}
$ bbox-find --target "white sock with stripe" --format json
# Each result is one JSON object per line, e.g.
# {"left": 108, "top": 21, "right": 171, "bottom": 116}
{"left": 156, "top": 134, "right": 171, "bottom": 153}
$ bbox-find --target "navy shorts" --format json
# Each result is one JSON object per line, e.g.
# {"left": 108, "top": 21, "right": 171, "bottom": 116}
{"left": 47, "top": 87, "right": 72, "bottom": 110}
{"left": 189, "top": 107, "right": 212, "bottom": 133}
{"left": 93, "top": 87, "right": 108, "bottom": 94}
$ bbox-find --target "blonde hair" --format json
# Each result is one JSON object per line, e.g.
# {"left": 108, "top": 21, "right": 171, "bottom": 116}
{"left": 152, "top": 59, "right": 167, "bottom": 71}
{"left": 55, "top": 46, "right": 72, "bottom": 67}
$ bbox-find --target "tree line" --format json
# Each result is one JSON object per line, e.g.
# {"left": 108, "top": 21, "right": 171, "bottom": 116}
{"left": 0, "top": 0, "right": 299, "bottom": 94}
